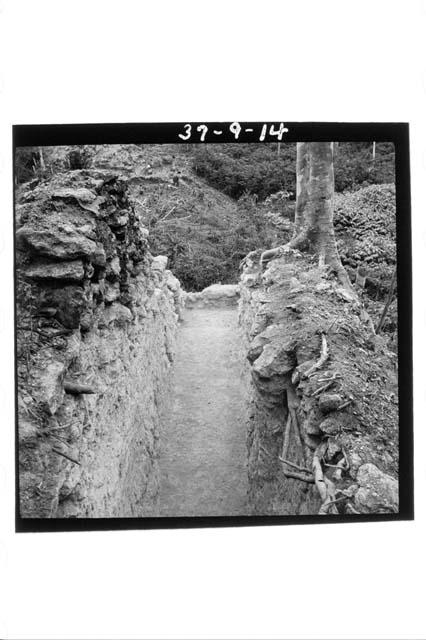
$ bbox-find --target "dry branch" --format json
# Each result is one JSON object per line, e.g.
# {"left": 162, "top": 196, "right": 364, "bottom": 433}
{"left": 64, "top": 381, "right": 96, "bottom": 395}
{"left": 52, "top": 447, "right": 81, "bottom": 466}
{"left": 312, "top": 452, "right": 339, "bottom": 514}
{"left": 278, "top": 457, "right": 312, "bottom": 475}
{"left": 281, "top": 413, "right": 292, "bottom": 460}
{"left": 282, "top": 468, "right": 314, "bottom": 483}
{"left": 312, "top": 379, "right": 335, "bottom": 397}
{"left": 336, "top": 399, "right": 352, "bottom": 411}
{"left": 290, "top": 407, "right": 305, "bottom": 465}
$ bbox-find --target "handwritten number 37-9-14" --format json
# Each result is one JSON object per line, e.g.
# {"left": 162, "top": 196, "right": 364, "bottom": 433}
{"left": 178, "top": 123, "right": 288, "bottom": 142}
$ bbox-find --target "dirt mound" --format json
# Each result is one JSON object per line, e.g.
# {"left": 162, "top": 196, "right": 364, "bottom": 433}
{"left": 239, "top": 249, "right": 398, "bottom": 516}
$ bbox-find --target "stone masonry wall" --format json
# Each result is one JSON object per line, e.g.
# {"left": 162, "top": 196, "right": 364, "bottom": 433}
{"left": 16, "top": 169, "right": 183, "bottom": 517}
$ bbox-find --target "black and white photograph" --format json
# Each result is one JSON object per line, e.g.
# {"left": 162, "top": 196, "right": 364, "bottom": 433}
{"left": 14, "top": 125, "right": 412, "bottom": 527}
{"left": 3, "top": 2, "right": 425, "bottom": 639}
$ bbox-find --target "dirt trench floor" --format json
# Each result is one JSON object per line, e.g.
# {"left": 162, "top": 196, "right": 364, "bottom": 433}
{"left": 158, "top": 306, "right": 249, "bottom": 517}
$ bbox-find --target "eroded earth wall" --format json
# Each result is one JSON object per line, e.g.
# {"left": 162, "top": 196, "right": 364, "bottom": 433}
{"left": 16, "top": 170, "right": 183, "bottom": 517}
{"left": 239, "top": 250, "right": 399, "bottom": 516}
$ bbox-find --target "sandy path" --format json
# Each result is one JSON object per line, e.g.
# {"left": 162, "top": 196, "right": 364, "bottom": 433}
{"left": 158, "top": 306, "right": 249, "bottom": 517}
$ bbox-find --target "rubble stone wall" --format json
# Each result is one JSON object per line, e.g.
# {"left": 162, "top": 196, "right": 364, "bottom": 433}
{"left": 16, "top": 170, "right": 183, "bottom": 517}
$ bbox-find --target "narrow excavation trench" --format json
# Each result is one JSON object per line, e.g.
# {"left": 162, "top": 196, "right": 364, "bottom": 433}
{"left": 158, "top": 305, "right": 249, "bottom": 517}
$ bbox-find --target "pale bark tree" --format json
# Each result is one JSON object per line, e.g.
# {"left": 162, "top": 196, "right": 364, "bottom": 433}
{"left": 261, "top": 141, "right": 351, "bottom": 289}
{"left": 38, "top": 147, "right": 46, "bottom": 171}
{"left": 293, "top": 142, "right": 310, "bottom": 236}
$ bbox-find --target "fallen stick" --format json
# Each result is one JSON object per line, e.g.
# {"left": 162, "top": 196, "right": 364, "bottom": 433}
{"left": 290, "top": 407, "right": 306, "bottom": 465}
{"left": 305, "top": 333, "right": 329, "bottom": 378}
{"left": 323, "top": 461, "right": 347, "bottom": 470}
{"left": 64, "top": 381, "right": 97, "bottom": 395}
{"left": 52, "top": 447, "right": 81, "bottom": 466}
{"left": 281, "top": 413, "right": 292, "bottom": 460}
{"left": 312, "top": 379, "right": 335, "bottom": 397}
{"left": 282, "top": 468, "right": 314, "bottom": 483}
{"left": 279, "top": 457, "right": 312, "bottom": 475}
{"left": 337, "top": 400, "right": 352, "bottom": 411}
{"left": 318, "top": 373, "right": 342, "bottom": 383}
{"left": 312, "top": 455, "right": 328, "bottom": 502}
{"left": 321, "top": 495, "right": 349, "bottom": 508}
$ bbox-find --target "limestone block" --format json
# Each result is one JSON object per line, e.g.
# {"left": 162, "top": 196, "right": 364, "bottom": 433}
{"left": 98, "top": 303, "right": 132, "bottom": 328}
{"left": 104, "top": 281, "right": 121, "bottom": 303}
{"left": 16, "top": 223, "right": 105, "bottom": 263}
{"left": 25, "top": 260, "right": 85, "bottom": 282}
{"left": 203, "top": 284, "right": 239, "bottom": 299}
{"left": 252, "top": 343, "right": 295, "bottom": 378}
{"left": 52, "top": 187, "right": 97, "bottom": 203}
{"left": 354, "top": 463, "right": 398, "bottom": 513}
{"left": 36, "top": 360, "right": 67, "bottom": 415}
{"left": 318, "top": 393, "right": 343, "bottom": 413}
{"left": 151, "top": 255, "right": 168, "bottom": 273}
{"left": 165, "top": 270, "right": 180, "bottom": 292}
{"left": 107, "top": 256, "right": 121, "bottom": 279}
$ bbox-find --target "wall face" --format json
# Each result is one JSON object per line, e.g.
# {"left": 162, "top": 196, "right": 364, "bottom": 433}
{"left": 239, "top": 251, "right": 399, "bottom": 517}
{"left": 16, "top": 170, "right": 183, "bottom": 518}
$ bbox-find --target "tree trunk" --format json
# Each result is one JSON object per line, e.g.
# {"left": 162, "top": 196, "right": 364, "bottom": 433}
{"left": 307, "top": 143, "right": 336, "bottom": 262}
{"left": 263, "top": 142, "right": 352, "bottom": 290}
{"left": 293, "top": 142, "right": 310, "bottom": 236}
{"left": 38, "top": 147, "right": 46, "bottom": 171}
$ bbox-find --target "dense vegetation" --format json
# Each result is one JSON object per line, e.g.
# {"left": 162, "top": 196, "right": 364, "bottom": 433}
{"left": 140, "top": 188, "right": 280, "bottom": 292}
{"left": 15, "top": 141, "right": 397, "bottom": 340}
{"left": 191, "top": 142, "right": 395, "bottom": 200}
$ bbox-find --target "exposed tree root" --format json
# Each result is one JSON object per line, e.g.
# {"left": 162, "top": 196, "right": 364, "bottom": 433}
{"left": 278, "top": 457, "right": 312, "bottom": 475}
{"left": 260, "top": 246, "right": 283, "bottom": 267}
{"left": 304, "top": 333, "right": 329, "bottom": 379}
{"left": 313, "top": 452, "right": 339, "bottom": 515}
{"left": 279, "top": 407, "right": 313, "bottom": 482}
{"left": 345, "top": 503, "right": 361, "bottom": 515}
{"left": 290, "top": 407, "right": 306, "bottom": 465}
{"left": 281, "top": 468, "right": 314, "bottom": 483}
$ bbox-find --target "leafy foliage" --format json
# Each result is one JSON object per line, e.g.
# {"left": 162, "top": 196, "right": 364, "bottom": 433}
{"left": 145, "top": 187, "right": 281, "bottom": 291}
{"left": 192, "top": 143, "right": 296, "bottom": 200}
{"left": 334, "top": 142, "right": 395, "bottom": 192}
{"left": 334, "top": 183, "right": 396, "bottom": 281}
{"left": 192, "top": 142, "right": 395, "bottom": 201}
{"left": 15, "top": 148, "right": 43, "bottom": 183}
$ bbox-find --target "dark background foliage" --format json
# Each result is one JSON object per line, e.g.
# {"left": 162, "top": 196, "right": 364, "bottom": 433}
{"left": 191, "top": 142, "right": 395, "bottom": 200}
